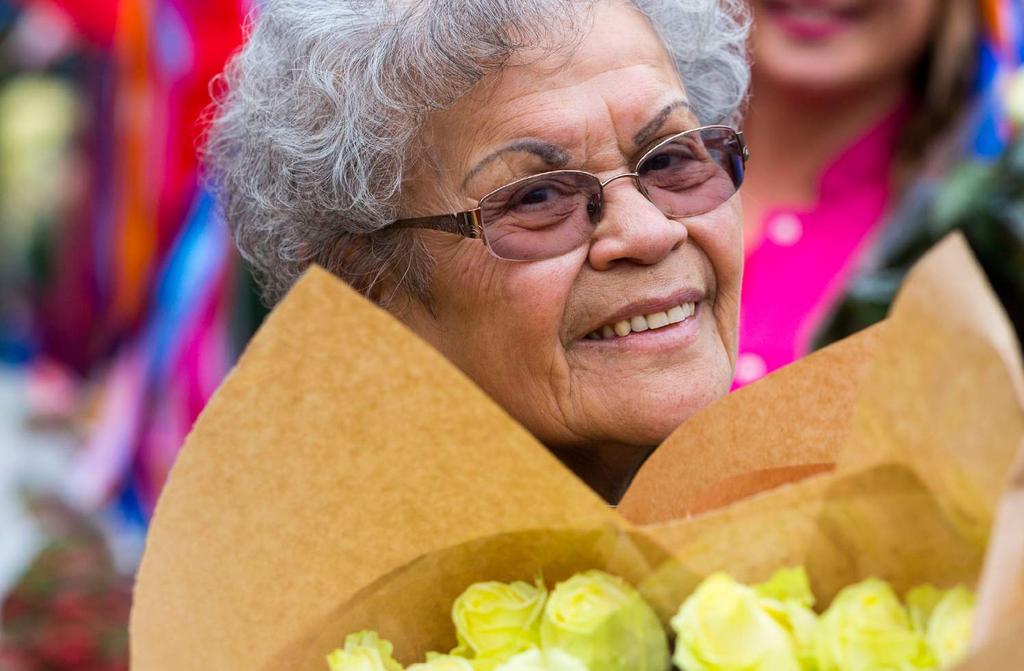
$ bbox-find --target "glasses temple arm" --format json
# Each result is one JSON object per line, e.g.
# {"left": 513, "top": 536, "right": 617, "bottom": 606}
{"left": 735, "top": 130, "right": 750, "bottom": 163}
{"left": 389, "top": 210, "right": 482, "bottom": 239}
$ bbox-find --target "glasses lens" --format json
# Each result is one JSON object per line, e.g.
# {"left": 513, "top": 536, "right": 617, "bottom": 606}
{"left": 479, "top": 171, "right": 601, "bottom": 261}
{"left": 637, "top": 127, "right": 744, "bottom": 219}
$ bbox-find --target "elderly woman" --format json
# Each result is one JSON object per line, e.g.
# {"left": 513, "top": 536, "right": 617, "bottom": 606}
{"left": 206, "top": 0, "right": 750, "bottom": 502}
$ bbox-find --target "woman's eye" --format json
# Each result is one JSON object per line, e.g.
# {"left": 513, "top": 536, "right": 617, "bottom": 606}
{"left": 518, "top": 187, "right": 552, "bottom": 206}
{"left": 640, "top": 153, "right": 676, "bottom": 173}
{"left": 508, "top": 182, "right": 576, "bottom": 210}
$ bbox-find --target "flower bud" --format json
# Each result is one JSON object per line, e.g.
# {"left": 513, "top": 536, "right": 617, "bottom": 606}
{"left": 407, "top": 653, "right": 475, "bottom": 671}
{"left": 906, "top": 584, "right": 943, "bottom": 635}
{"left": 816, "top": 579, "right": 934, "bottom": 671}
{"left": 493, "top": 648, "right": 589, "bottom": 671}
{"left": 672, "top": 572, "right": 801, "bottom": 671}
{"left": 754, "top": 567, "right": 815, "bottom": 608}
{"left": 451, "top": 578, "right": 546, "bottom": 665}
{"left": 326, "top": 631, "right": 404, "bottom": 671}
{"left": 755, "top": 568, "right": 819, "bottom": 670}
{"left": 541, "top": 570, "right": 669, "bottom": 671}
{"left": 914, "top": 586, "right": 974, "bottom": 668}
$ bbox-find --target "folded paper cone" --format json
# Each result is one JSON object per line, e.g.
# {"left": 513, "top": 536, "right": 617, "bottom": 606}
{"left": 130, "top": 265, "right": 616, "bottom": 671}
{"left": 836, "top": 235, "right": 1024, "bottom": 545}
{"left": 953, "top": 616, "right": 1024, "bottom": 670}
{"left": 131, "top": 233, "right": 1024, "bottom": 670}
{"left": 973, "top": 448, "right": 1024, "bottom": 642}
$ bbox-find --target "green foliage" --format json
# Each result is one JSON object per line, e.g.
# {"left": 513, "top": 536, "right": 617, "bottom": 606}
{"left": 816, "top": 138, "right": 1024, "bottom": 350}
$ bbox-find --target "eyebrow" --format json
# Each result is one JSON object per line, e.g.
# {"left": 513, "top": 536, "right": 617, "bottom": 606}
{"left": 462, "top": 140, "right": 571, "bottom": 189}
{"left": 632, "top": 100, "right": 693, "bottom": 149}
{"left": 461, "top": 100, "right": 693, "bottom": 189}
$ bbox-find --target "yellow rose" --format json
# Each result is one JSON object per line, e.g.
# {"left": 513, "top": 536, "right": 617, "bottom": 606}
{"left": 541, "top": 570, "right": 669, "bottom": 671}
{"left": 492, "top": 648, "right": 589, "bottom": 671}
{"left": 466, "top": 655, "right": 509, "bottom": 671}
{"left": 407, "top": 653, "right": 475, "bottom": 671}
{"left": 451, "top": 578, "right": 547, "bottom": 663}
{"left": 671, "top": 572, "right": 802, "bottom": 671}
{"left": 918, "top": 586, "right": 974, "bottom": 668}
{"left": 326, "top": 631, "right": 404, "bottom": 671}
{"left": 755, "top": 567, "right": 815, "bottom": 608}
{"left": 754, "top": 569, "right": 819, "bottom": 671}
{"left": 816, "top": 578, "right": 935, "bottom": 671}
{"left": 906, "top": 585, "right": 943, "bottom": 635}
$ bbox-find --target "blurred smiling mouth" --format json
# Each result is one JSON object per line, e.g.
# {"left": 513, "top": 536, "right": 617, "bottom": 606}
{"left": 764, "top": 0, "right": 865, "bottom": 40}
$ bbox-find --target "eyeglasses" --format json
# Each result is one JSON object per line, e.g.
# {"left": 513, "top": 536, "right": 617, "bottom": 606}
{"left": 388, "top": 125, "right": 748, "bottom": 261}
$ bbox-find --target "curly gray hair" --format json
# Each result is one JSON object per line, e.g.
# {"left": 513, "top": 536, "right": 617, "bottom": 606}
{"left": 204, "top": 0, "right": 750, "bottom": 305}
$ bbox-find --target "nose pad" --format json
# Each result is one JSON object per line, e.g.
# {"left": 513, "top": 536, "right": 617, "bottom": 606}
{"left": 599, "top": 172, "right": 641, "bottom": 189}
{"left": 590, "top": 172, "right": 642, "bottom": 225}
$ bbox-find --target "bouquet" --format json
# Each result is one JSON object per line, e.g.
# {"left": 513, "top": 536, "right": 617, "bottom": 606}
{"left": 325, "top": 568, "right": 976, "bottom": 671}
{"left": 127, "top": 234, "right": 1024, "bottom": 670}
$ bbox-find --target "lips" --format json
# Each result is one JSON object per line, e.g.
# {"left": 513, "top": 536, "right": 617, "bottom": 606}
{"left": 585, "top": 301, "right": 697, "bottom": 340}
{"left": 577, "top": 290, "right": 706, "bottom": 342}
{"left": 763, "top": 0, "right": 864, "bottom": 41}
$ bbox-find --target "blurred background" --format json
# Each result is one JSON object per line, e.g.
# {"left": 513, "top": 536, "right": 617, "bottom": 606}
{"left": 0, "top": 1, "right": 255, "bottom": 668}
{"left": 0, "top": 0, "right": 1020, "bottom": 669}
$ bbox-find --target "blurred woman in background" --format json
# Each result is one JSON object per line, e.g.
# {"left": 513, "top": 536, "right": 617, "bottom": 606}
{"left": 735, "top": 0, "right": 1022, "bottom": 386}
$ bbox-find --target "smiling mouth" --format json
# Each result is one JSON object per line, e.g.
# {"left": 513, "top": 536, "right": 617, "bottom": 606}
{"left": 763, "top": 0, "right": 865, "bottom": 39}
{"left": 584, "top": 301, "right": 697, "bottom": 341}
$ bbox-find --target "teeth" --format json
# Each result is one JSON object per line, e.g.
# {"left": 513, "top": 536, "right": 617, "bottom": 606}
{"left": 646, "top": 311, "right": 669, "bottom": 329}
{"left": 585, "top": 302, "right": 697, "bottom": 341}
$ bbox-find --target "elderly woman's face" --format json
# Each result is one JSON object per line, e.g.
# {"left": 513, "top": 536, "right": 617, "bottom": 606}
{"left": 398, "top": 0, "right": 743, "bottom": 452}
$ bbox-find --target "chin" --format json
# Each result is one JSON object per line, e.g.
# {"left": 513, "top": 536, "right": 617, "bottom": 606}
{"left": 623, "top": 377, "right": 732, "bottom": 445}
{"left": 615, "top": 410, "right": 704, "bottom": 447}
{"left": 755, "top": 50, "right": 883, "bottom": 97}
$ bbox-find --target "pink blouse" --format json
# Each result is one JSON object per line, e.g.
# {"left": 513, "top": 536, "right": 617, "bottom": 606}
{"left": 734, "top": 106, "right": 911, "bottom": 388}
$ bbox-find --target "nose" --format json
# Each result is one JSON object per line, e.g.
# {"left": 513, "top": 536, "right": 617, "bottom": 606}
{"left": 587, "top": 176, "right": 687, "bottom": 271}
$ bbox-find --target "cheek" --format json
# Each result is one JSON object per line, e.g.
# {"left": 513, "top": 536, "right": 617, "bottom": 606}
{"left": 691, "top": 198, "right": 743, "bottom": 294}
{"left": 427, "top": 239, "right": 584, "bottom": 370}
{"left": 426, "top": 248, "right": 587, "bottom": 445}
{"left": 889, "top": 1, "right": 936, "bottom": 59}
{"left": 852, "top": 2, "right": 935, "bottom": 74}
{"left": 687, "top": 198, "right": 743, "bottom": 351}
{"left": 495, "top": 252, "right": 587, "bottom": 349}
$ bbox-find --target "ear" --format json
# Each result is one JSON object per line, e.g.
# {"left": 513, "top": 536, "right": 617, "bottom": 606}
{"left": 318, "top": 230, "right": 436, "bottom": 320}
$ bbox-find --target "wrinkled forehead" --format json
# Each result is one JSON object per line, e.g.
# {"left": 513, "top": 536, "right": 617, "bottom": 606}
{"left": 422, "top": 1, "right": 691, "bottom": 167}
